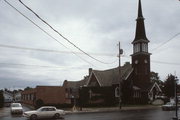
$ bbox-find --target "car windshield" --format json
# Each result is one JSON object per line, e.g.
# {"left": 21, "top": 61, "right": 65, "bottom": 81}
{"left": 11, "top": 103, "right": 21, "bottom": 107}
{"left": 166, "top": 102, "right": 174, "bottom": 105}
{"left": 37, "top": 108, "right": 43, "bottom": 111}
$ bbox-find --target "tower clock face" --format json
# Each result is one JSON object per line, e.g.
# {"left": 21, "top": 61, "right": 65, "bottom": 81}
{"left": 144, "top": 59, "right": 148, "bottom": 63}
{"left": 135, "top": 60, "right": 138, "bottom": 64}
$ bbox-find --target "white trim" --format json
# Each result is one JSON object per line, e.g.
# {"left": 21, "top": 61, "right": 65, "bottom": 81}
{"left": 87, "top": 71, "right": 102, "bottom": 87}
{"left": 124, "top": 68, "right": 134, "bottom": 80}
{"left": 149, "top": 82, "right": 162, "bottom": 93}
{"left": 115, "top": 87, "right": 120, "bottom": 98}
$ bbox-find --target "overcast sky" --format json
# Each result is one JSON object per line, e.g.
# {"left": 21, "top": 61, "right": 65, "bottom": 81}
{"left": 0, "top": 0, "right": 180, "bottom": 90}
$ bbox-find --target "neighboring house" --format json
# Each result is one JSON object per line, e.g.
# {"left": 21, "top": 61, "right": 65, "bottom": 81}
{"left": 22, "top": 86, "right": 67, "bottom": 107}
{"left": 3, "top": 91, "right": 13, "bottom": 103}
{"left": 14, "top": 91, "right": 22, "bottom": 102}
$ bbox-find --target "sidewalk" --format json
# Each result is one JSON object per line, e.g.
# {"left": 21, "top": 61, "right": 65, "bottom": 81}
{"left": 65, "top": 105, "right": 161, "bottom": 114}
{"left": 20, "top": 104, "right": 161, "bottom": 114}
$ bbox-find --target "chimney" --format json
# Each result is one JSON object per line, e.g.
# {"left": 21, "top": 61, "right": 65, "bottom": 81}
{"left": 63, "top": 80, "right": 68, "bottom": 87}
{"left": 89, "top": 68, "right": 92, "bottom": 75}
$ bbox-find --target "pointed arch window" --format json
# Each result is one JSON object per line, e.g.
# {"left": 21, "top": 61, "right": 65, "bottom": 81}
{"left": 115, "top": 87, "right": 120, "bottom": 97}
{"left": 142, "top": 43, "right": 148, "bottom": 52}
{"left": 134, "top": 43, "right": 141, "bottom": 53}
{"left": 145, "top": 44, "right": 148, "bottom": 52}
{"left": 137, "top": 43, "right": 140, "bottom": 52}
{"left": 133, "top": 44, "right": 136, "bottom": 53}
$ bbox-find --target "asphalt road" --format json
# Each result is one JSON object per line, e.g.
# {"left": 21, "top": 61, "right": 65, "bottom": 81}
{"left": 65, "top": 109, "right": 176, "bottom": 120}
{"left": 0, "top": 106, "right": 178, "bottom": 120}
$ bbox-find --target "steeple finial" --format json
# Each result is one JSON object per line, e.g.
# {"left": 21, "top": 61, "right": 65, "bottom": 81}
{"left": 138, "top": 0, "right": 143, "bottom": 18}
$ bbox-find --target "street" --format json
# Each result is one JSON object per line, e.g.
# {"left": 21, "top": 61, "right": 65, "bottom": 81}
{"left": 0, "top": 105, "right": 179, "bottom": 120}
{"left": 65, "top": 109, "right": 177, "bottom": 120}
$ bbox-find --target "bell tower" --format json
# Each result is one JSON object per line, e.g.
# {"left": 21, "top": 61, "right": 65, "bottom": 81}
{"left": 131, "top": 0, "right": 151, "bottom": 89}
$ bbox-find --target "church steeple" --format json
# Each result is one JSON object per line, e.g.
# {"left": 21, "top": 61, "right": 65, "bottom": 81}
{"left": 132, "top": 0, "right": 149, "bottom": 44}
{"left": 131, "top": 0, "right": 151, "bottom": 90}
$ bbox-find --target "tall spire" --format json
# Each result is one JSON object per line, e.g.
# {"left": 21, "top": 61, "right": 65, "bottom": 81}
{"left": 132, "top": 0, "right": 149, "bottom": 44}
{"left": 138, "top": 0, "right": 143, "bottom": 18}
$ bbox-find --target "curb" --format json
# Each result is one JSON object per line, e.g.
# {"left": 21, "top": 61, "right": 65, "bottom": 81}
{"left": 65, "top": 105, "right": 161, "bottom": 114}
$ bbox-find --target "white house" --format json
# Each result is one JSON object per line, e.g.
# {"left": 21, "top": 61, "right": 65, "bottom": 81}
{"left": 3, "top": 91, "right": 13, "bottom": 103}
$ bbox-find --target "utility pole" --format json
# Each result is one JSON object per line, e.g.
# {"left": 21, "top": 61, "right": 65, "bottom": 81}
{"left": 118, "top": 42, "right": 123, "bottom": 109}
{"left": 173, "top": 75, "right": 179, "bottom": 120}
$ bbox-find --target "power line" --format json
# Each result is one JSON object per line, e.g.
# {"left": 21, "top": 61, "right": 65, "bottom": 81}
{"left": 3, "top": 0, "right": 96, "bottom": 66}
{"left": 0, "top": 62, "right": 63, "bottom": 68}
{"left": 0, "top": 44, "right": 116, "bottom": 57}
{"left": 6, "top": 0, "right": 179, "bottom": 65}
{"left": 120, "top": 54, "right": 180, "bottom": 66}
{"left": 151, "top": 32, "right": 180, "bottom": 52}
{"left": 152, "top": 60, "right": 180, "bottom": 66}
{"left": 18, "top": 0, "right": 115, "bottom": 64}
{"left": 0, "top": 43, "right": 118, "bottom": 65}
{"left": 0, "top": 62, "right": 88, "bottom": 70}
{"left": 1, "top": 60, "right": 180, "bottom": 72}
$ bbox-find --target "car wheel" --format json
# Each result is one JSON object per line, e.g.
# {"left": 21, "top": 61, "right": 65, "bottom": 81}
{"left": 30, "top": 114, "right": 37, "bottom": 120}
{"left": 54, "top": 113, "right": 60, "bottom": 119}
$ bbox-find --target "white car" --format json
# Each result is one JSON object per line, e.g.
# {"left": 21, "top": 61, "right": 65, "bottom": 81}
{"left": 162, "top": 102, "right": 176, "bottom": 111}
{"left": 23, "top": 106, "right": 65, "bottom": 120}
{"left": 10, "top": 103, "right": 23, "bottom": 114}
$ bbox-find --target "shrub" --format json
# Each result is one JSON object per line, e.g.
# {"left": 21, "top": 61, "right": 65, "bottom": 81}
{"left": 0, "top": 90, "right": 4, "bottom": 108}
{"left": 35, "top": 99, "right": 44, "bottom": 109}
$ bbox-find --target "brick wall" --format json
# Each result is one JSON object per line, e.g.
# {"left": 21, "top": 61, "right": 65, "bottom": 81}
{"left": 36, "top": 86, "right": 66, "bottom": 105}
{"left": 22, "top": 86, "right": 68, "bottom": 106}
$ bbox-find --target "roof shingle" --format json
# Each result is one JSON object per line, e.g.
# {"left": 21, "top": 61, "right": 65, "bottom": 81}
{"left": 89, "top": 63, "right": 133, "bottom": 86}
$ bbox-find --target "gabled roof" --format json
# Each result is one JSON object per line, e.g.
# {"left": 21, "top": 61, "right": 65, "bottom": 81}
{"left": 63, "top": 76, "right": 89, "bottom": 89}
{"left": 62, "top": 76, "right": 89, "bottom": 98}
{"left": 3, "top": 91, "right": 13, "bottom": 97}
{"left": 87, "top": 63, "right": 133, "bottom": 87}
{"left": 136, "top": 82, "right": 162, "bottom": 93}
{"left": 149, "top": 82, "right": 162, "bottom": 93}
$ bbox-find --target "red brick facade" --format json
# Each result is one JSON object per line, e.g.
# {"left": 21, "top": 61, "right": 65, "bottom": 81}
{"left": 22, "top": 86, "right": 70, "bottom": 106}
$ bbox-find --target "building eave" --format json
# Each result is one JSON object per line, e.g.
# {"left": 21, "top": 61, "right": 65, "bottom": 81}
{"left": 131, "top": 52, "right": 151, "bottom": 56}
{"left": 132, "top": 39, "right": 149, "bottom": 44}
{"left": 149, "top": 82, "right": 162, "bottom": 93}
{"left": 124, "top": 68, "right": 134, "bottom": 81}
{"left": 87, "top": 71, "right": 102, "bottom": 87}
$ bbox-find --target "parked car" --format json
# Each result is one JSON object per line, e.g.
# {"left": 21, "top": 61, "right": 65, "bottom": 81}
{"left": 177, "top": 96, "right": 180, "bottom": 103}
{"left": 23, "top": 106, "right": 65, "bottom": 120}
{"left": 10, "top": 103, "right": 23, "bottom": 114}
{"left": 162, "top": 102, "right": 176, "bottom": 111}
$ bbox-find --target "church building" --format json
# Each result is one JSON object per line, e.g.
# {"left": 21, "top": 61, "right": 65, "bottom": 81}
{"left": 64, "top": 0, "right": 162, "bottom": 106}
